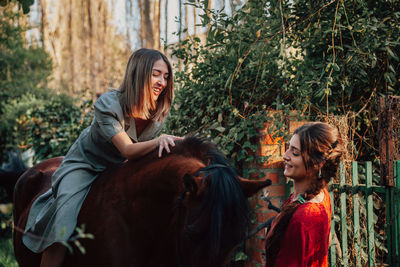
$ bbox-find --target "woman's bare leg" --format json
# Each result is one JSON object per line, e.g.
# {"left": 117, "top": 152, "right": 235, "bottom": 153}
{"left": 40, "top": 243, "right": 67, "bottom": 267}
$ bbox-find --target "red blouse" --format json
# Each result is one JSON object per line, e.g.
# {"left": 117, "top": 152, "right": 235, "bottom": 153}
{"left": 265, "top": 188, "right": 331, "bottom": 267}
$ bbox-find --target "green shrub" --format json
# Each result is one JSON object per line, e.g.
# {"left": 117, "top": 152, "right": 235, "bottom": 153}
{"left": 165, "top": 0, "right": 400, "bottom": 176}
{"left": 1, "top": 93, "right": 93, "bottom": 163}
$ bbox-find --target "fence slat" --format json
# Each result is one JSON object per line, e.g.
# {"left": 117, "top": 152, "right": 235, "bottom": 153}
{"left": 352, "top": 162, "right": 361, "bottom": 267}
{"left": 395, "top": 161, "right": 400, "bottom": 263}
{"left": 386, "top": 184, "right": 393, "bottom": 267}
{"left": 340, "top": 162, "right": 348, "bottom": 266}
{"left": 366, "top": 161, "right": 375, "bottom": 267}
{"left": 330, "top": 189, "right": 336, "bottom": 266}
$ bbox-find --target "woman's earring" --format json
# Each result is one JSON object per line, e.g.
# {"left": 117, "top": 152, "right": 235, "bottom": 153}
{"left": 318, "top": 169, "right": 322, "bottom": 179}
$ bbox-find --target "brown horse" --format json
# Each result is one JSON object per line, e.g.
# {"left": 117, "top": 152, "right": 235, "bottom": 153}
{"left": 13, "top": 137, "right": 271, "bottom": 267}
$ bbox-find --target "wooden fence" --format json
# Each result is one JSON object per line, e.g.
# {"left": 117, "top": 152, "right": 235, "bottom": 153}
{"left": 327, "top": 161, "right": 400, "bottom": 266}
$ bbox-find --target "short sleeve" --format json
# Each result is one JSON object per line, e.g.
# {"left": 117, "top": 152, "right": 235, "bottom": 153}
{"left": 94, "top": 92, "right": 124, "bottom": 140}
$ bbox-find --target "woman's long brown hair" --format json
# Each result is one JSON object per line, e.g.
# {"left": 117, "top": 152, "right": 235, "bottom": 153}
{"left": 265, "top": 122, "right": 343, "bottom": 266}
{"left": 119, "top": 48, "right": 174, "bottom": 121}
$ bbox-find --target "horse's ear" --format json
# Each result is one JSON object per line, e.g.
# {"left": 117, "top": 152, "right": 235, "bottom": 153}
{"left": 183, "top": 173, "right": 198, "bottom": 195}
{"left": 239, "top": 178, "right": 272, "bottom": 198}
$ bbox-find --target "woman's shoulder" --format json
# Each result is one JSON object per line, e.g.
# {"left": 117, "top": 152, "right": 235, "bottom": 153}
{"left": 292, "top": 190, "right": 331, "bottom": 223}
{"left": 94, "top": 89, "right": 124, "bottom": 119}
{"left": 97, "top": 89, "right": 120, "bottom": 102}
{"left": 95, "top": 90, "right": 121, "bottom": 108}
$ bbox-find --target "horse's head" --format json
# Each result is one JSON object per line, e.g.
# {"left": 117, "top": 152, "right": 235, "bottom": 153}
{"left": 173, "top": 137, "right": 271, "bottom": 267}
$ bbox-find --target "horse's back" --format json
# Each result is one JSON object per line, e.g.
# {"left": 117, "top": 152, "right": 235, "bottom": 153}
{"left": 13, "top": 156, "right": 63, "bottom": 267}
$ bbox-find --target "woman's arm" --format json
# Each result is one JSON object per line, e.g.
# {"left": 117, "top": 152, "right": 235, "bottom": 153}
{"left": 112, "top": 131, "right": 181, "bottom": 159}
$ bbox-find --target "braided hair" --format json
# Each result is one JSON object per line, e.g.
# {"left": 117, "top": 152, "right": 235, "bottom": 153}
{"left": 265, "top": 122, "right": 343, "bottom": 266}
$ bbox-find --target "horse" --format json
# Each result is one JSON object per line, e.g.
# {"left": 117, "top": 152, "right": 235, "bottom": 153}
{"left": 13, "top": 136, "right": 271, "bottom": 267}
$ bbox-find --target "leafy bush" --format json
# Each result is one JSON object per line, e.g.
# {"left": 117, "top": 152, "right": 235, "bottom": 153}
{"left": 166, "top": 0, "right": 289, "bottom": 176}
{"left": 0, "top": 4, "right": 53, "bottom": 162}
{"left": 165, "top": 0, "right": 400, "bottom": 177}
{"left": 1, "top": 93, "right": 93, "bottom": 163}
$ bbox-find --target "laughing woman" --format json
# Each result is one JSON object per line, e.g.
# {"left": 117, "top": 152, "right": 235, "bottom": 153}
{"left": 22, "top": 48, "right": 181, "bottom": 267}
{"left": 265, "top": 122, "right": 344, "bottom": 267}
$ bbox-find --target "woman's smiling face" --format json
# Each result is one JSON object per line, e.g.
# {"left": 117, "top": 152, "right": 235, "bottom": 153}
{"left": 151, "top": 59, "right": 169, "bottom": 101}
{"left": 283, "top": 134, "right": 308, "bottom": 180}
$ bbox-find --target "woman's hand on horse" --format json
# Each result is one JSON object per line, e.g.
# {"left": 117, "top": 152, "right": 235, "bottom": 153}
{"left": 157, "top": 134, "right": 183, "bottom": 157}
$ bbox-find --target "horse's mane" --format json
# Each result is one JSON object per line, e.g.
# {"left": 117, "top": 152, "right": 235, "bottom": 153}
{"left": 153, "top": 136, "right": 250, "bottom": 264}
{"left": 186, "top": 148, "right": 250, "bottom": 264}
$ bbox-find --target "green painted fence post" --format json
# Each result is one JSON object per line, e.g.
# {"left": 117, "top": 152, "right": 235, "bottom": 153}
{"left": 340, "top": 162, "right": 348, "bottom": 266}
{"left": 330, "top": 189, "right": 336, "bottom": 266}
{"left": 395, "top": 160, "right": 400, "bottom": 265}
{"left": 386, "top": 183, "right": 392, "bottom": 267}
{"left": 366, "top": 161, "right": 375, "bottom": 267}
{"left": 352, "top": 162, "right": 361, "bottom": 267}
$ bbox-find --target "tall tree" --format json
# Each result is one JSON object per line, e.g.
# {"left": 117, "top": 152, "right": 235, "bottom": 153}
{"left": 193, "top": 4, "right": 197, "bottom": 36}
{"left": 178, "top": 0, "right": 182, "bottom": 42}
{"left": 138, "top": 0, "right": 154, "bottom": 48}
{"left": 86, "top": 0, "right": 94, "bottom": 95}
{"left": 39, "top": 0, "right": 47, "bottom": 44}
{"left": 125, "top": 0, "right": 133, "bottom": 51}
{"left": 184, "top": 2, "right": 188, "bottom": 39}
{"left": 37, "top": 0, "right": 128, "bottom": 95}
{"left": 164, "top": 0, "right": 168, "bottom": 45}
{"left": 153, "top": 0, "right": 161, "bottom": 50}
{"left": 67, "top": 0, "right": 74, "bottom": 93}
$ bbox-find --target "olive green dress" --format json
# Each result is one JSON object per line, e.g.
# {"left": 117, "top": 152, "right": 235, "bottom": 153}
{"left": 23, "top": 90, "right": 164, "bottom": 253}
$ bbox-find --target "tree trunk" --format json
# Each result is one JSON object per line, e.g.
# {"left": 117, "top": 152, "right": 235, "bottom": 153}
{"left": 138, "top": 0, "right": 145, "bottom": 47}
{"left": 178, "top": 0, "right": 182, "bottom": 42}
{"left": 153, "top": 0, "right": 161, "bottom": 50}
{"left": 193, "top": 3, "right": 196, "bottom": 36}
{"left": 39, "top": 0, "right": 47, "bottom": 46}
{"left": 139, "top": 0, "right": 154, "bottom": 48}
{"left": 68, "top": 0, "right": 74, "bottom": 93}
{"left": 164, "top": 0, "right": 168, "bottom": 45}
{"left": 206, "top": 0, "right": 212, "bottom": 33}
{"left": 125, "top": 0, "right": 133, "bottom": 51}
{"left": 185, "top": 1, "right": 188, "bottom": 39}
{"left": 87, "top": 0, "right": 94, "bottom": 95}
{"left": 102, "top": 1, "right": 108, "bottom": 94}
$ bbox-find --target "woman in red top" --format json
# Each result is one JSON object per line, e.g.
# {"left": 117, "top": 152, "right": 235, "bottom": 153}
{"left": 265, "top": 122, "right": 343, "bottom": 267}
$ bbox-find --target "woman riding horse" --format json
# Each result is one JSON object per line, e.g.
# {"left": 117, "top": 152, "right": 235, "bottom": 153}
{"left": 20, "top": 48, "right": 181, "bottom": 267}
{"left": 13, "top": 136, "right": 272, "bottom": 267}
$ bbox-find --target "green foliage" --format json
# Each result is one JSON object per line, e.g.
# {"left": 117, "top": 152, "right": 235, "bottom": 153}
{"left": 233, "top": 251, "right": 248, "bottom": 261}
{"left": 0, "top": 6, "right": 52, "bottom": 103}
{"left": 0, "top": 0, "right": 34, "bottom": 14}
{"left": 1, "top": 93, "right": 93, "bottom": 163}
{"left": 166, "top": 0, "right": 290, "bottom": 175}
{"left": 62, "top": 224, "right": 95, "bottom": 255}
{"left": 286, "top": 0, "right": 400, "bottom": 158}
{"left": 0, "top": 237, "right": 17, "bottom": 267}
{"left": 0, "top": 5, "right": 53, "bottom": 162}
{"left": 166, "top": 0, "right": 400, "bottom": 176}
{"left": 0, "top": 204, "right": 17, "bottom": 267}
